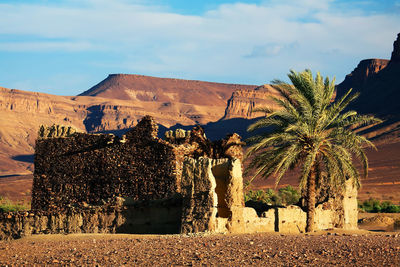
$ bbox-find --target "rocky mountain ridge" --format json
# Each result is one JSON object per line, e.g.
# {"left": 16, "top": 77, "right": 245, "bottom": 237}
{"left": 223, "top": 33, "right": 400, "bottom": 142}
{"left": 335, "top": 40, "right": 400, "bottom": 143}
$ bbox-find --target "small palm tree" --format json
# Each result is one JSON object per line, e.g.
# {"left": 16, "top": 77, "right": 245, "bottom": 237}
{"left": 245, "top": 70, "right": 381, "bottom": 232}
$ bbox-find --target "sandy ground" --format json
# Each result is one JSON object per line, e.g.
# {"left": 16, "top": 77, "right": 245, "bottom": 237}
{"left": 0, "top": 231, "right": 399, "bottom": 266}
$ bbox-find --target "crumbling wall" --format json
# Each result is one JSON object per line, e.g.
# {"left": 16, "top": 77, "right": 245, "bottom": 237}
{"left": 37, "top": 124, "right": 76, "bottom": 139}
{"left": 180, "top": 157, "right": 245, "bottom": 234}
{"left": 32, "top": 116, "right": 178, "bottom": 211}
{"left": 27, "top": 115, "right": 247, "bottom": 237}
{"left": 242, "top": 179, "right": 358, "bottom": 234}
{"left": 168, "top": 127, "right": 245, "bottom": 195}
{"left": 243, "top": 208, "right": 275, "bottom": 233}
{"left": 0, "top": 198, "right": 182, "bottom": 240}
{"left": 180, "top": 157, "right": 218, "bottom": 233}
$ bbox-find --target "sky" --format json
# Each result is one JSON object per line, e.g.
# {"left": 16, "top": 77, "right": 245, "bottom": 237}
{"left": 0, "top": 0, "right": 399, "bottom": 95}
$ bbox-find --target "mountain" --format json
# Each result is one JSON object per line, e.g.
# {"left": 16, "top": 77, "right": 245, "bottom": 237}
{"left": 80, "top": 74, "right": 256, "bottom": 106}
{"left": 336, "top": 33, "right": 400, "bottom": 118}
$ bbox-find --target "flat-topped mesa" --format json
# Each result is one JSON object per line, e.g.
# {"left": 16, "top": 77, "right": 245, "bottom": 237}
{"left": 390, "top": 33, "right": 400, "bottom": 63}
{"left": 79, "top": 73, "right": 257, "bottom": 106}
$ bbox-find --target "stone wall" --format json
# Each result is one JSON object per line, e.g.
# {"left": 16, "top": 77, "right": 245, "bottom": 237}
{"left": 242, "top": 180, "right": 358, "bottom": 234}
{"left": 0, "top": 198, "right": 182, "bottom": 240}
{"left": 32, "top": 116, "right": 179, "bottom": 211}
{"left": 180, "top": 157, "right": 245, "bottom": 234}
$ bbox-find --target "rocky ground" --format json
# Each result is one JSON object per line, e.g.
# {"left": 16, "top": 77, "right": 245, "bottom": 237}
{"left": 0, "top": 231, "right": 399, "bottom": 266}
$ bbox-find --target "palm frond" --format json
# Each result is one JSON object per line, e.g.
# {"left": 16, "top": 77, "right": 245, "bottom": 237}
{"left": 245, "top": 69, "right": 378, "bottom": 202}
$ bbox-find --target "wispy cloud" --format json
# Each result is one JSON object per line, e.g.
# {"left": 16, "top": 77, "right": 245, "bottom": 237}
{"left": 0, "top": 0, "right": 399, "bottom": 93}
{"left": 245, "top": 43, "right": 300, "bottom": 58}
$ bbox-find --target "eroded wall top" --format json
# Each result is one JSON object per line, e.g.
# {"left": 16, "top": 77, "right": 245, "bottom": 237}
{"left": 32, "top": 115, "right": 245, "bottom": 212}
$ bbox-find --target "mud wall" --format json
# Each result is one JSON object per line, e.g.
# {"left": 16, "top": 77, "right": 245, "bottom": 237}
{"left": 242, "top": 179, "right": 358, "bottom": 234}
{"left": 32, "top": 116, "right": 178, "bottom": 211}
{"left": 0, "top": 199, "right": 182, "bottom": 240}
{"left": 180, "top": 157, "right": 245, "bottom": 234}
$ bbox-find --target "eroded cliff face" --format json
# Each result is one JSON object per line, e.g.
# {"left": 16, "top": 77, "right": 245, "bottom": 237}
{"left": 336, "top": 59, "right": 389, "bottom": 96}
{"left": 222, "top": 85, "right": 280, "bottom": 119}
{"left": 224, "top": 57, "right": 391, "bottom": 121}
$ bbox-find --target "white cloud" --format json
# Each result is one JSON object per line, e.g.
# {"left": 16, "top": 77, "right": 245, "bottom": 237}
{"left": 0, "top": 0, "right": 399, "bottom": 86}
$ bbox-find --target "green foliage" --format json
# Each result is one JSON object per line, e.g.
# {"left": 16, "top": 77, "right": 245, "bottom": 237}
{"left": 245, "top": 189, "right": 274, "bottom": 204}
{"left": 0, "top": 197, "right": 30, "bottom": 213}
{"left": 244, "top": 186, "right": 300, "bottom": 206}
{"left": 359, "top": 198, "right": 400, "bottom": 213}
{"left": 246, "top": 69, "right": 381, "bottom": 191}
{"left": 278, "top": 185, "right": 301, "bottom": 206}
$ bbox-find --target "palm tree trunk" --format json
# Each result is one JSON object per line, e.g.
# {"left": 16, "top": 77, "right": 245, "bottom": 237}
{"left": 306, "top": 165, "right": 316, "bottom": 232}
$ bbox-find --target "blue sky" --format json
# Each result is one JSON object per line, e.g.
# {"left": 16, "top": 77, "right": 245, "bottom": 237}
{"left": 0, "top": 0, "right": 399, "bottom": 95}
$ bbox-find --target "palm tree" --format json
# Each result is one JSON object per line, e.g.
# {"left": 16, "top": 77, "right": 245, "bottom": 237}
{"left": 245, "top": 70, "right": 381, "bottom": 232}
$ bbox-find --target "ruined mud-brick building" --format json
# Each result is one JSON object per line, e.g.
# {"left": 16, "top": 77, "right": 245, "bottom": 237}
{"left": 0, "top": 116, "right": 358, "bottom": 240}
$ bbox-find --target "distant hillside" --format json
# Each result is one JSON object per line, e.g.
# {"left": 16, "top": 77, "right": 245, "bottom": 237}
{"left": 80, "top": 74, "right": 256, "bottom": 107}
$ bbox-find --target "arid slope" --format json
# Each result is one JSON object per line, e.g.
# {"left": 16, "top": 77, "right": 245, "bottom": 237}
{"left": 80, "top": 74, "right": 256, "bottom": 106}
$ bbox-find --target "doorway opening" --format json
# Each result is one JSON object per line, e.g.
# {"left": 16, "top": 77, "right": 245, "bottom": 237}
{"left": 212, "top": 162, "right": 231, "bottom": 218}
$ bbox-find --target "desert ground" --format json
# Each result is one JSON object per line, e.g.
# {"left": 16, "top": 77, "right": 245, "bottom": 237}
{"left": 0, "top": 231, "right": 399, "bottom": 266}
